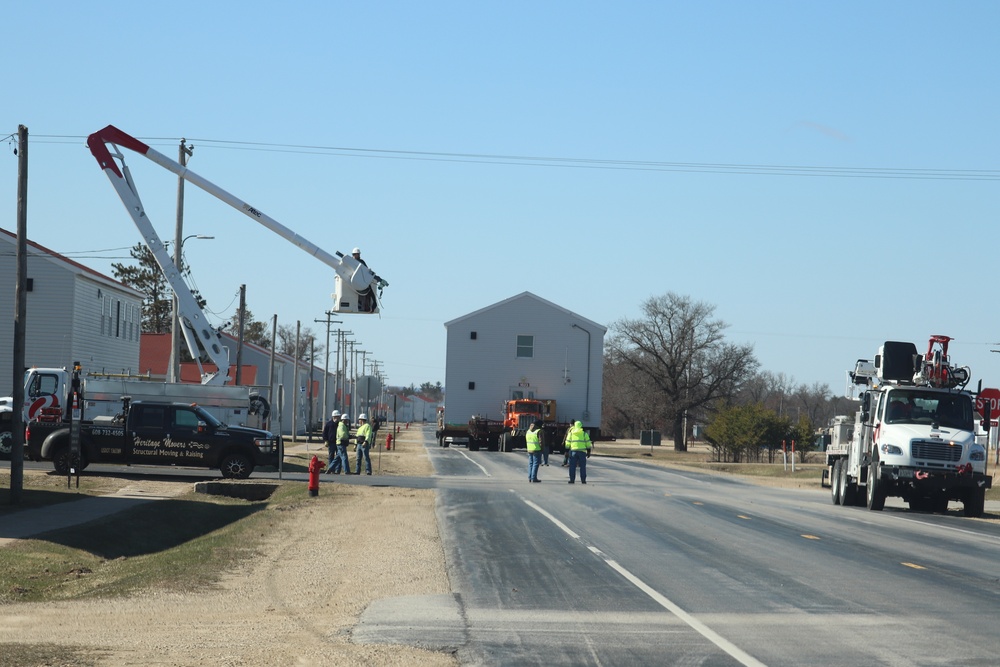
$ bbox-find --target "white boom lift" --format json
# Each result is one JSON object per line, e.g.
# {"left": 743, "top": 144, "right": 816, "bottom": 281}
{"left": 86, "top": 125, "right": 388, "bottom": 385}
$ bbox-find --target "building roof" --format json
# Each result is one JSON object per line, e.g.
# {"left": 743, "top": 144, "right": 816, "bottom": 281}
{"left": 139, "top": 333, "right": 258, "bottom": 385}
{"left": 0, "top": 227, "right": 144, "bottom": 297}
{"left": 443, "top": 291, "right": 606, "bottom": 332}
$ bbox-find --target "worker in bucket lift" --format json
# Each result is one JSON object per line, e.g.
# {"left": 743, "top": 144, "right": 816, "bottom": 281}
{"left": 352, "top": 247, "right": 375, "bottom": 313}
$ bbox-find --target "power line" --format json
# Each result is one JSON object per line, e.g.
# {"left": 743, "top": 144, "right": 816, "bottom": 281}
{"left": 24, "top": 133, "right": 1000, "bottom": 181}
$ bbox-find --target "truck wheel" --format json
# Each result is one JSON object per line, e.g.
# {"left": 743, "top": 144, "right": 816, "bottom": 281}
{"left": 866, "top": 461, "right": 886, "bottom": 511}
{"left": 220, "top": 453, "right": 254, "bottom": 479}
{"left": 831, "top": 460, "right": 843, "bottom": 505}
{"left": 0, "top": 430, "right": 12, "bottom": 459}
{"left": 469, "top": 439, "right": 480, "bottom": 452}
{"left": 840, "top": 464, "right": 857, "bottom": 506}
{"left": 963, "top": 488, "right": 986, "bottom": 518}
{"left": 52, "top": 447, "right": 87, "bottom": 476}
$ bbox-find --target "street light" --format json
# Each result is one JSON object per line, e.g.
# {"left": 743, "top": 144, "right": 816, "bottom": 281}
{"left": 168, "top": 234, "right": 215, "bottom": 383}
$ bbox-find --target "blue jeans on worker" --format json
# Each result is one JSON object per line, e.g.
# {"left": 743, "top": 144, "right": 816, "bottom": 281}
{"left": 541, "top": 444, "right": 550, "bottom": 466}
{"left": 325, "top": 443, "right": 340, "bottom": 473}
{"left": 355, "top": 443, "right": 371, "bottom": 474}
{"left": 568, "top": 450, "right": 587, "bottom": 483}
{"left": 336, "top": 444, "right": 350, "bottom": 473}
{"left": 528, "top": 450, "right": 541, "bottom": 481}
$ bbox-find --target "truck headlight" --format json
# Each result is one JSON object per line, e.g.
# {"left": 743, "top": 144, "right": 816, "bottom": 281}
{"left": 255, "top": 438, "right": 276, "bottom": 453}
{"left": 880, "top": 443, "right": 903, "bottom": 456}
{"left": 970, "top": 449, "right": 986, "bottom": 462}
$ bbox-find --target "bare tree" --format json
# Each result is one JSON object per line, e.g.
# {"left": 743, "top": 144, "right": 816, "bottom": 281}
{"left": 276, "top": 324, "right": 322, "bottom": 362}
{"left": 607, "top": 293, "right": 758, "bottom": 451}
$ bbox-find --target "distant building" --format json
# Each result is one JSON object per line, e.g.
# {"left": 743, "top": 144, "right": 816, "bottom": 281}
{"left": 0, "top": 228, "right": 143, "bottom": 394}
{"left": 443, "top": 291, "right": 605, "bottom": 428}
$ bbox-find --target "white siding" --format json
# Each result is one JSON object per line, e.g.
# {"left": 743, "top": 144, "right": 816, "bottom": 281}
{"left": 0, "top": 230, "right": 142, "bottom": 395}
{"left": 443, "top": 293, "right": 605, "bottom": 428}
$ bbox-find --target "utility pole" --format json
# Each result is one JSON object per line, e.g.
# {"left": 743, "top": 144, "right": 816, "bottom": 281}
{"left": 307, "top": 337, "right": 315, "bottom": 442}
{"left": 314, "top": 311, "right": 342, "bottom": 422}
{"left": 169, "top": 139, "right": 193, "bottom": 383}
{"left": 292, "top": 321, "right": 300, "bottom": 443}
{"left": 10, "top": 125, "right": 28, "bottom": 504}
{"left": 235, "top": 284, "right": 246, "bottom": 384}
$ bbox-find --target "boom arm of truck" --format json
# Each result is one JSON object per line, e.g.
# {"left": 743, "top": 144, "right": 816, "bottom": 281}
{"left": 86, "top": 126, "right": 389, "bottom": 383}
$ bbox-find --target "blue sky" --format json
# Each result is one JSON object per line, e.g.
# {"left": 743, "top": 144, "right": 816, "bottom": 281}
{"left": 5, "top": 1, "right": 1000, "bottom": 398}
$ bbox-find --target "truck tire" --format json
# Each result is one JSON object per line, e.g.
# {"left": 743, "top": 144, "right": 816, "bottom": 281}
{"left": 469, "top": 438, "right": 480, "bottom": 452}
{"left": 52, "top": 446, "right": 87, "bottom": 476}
{"left": 840, "top": 464, "right": 858, "bottom": 507}
{"left": 831, "top": 460, "right": 843, "bottom": 505}
{"left": 0, "top": 429, "right": 12, "bottom": 459}
{"left": 499, "top": 433, "right": 509, "bottom": 453}
{"left": 866, "top": 461, "right": 886, "bottom": 511}
{"left": 220, "top": 453, "right": 254, "bottom": 479}
{"left": 963, "top": 488, "right": 986, "bottom": 518}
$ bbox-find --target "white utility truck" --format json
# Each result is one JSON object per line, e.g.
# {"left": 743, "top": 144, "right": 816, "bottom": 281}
{"left": 825, "top": 335, "right": 991, "bottom": 517}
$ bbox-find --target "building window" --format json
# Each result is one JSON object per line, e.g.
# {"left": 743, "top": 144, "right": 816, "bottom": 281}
{"left": 516, "top": 335, "right": 533, "bottom": 358}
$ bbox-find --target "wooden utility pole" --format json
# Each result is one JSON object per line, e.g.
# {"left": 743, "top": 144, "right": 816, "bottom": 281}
{"left": 235, "top": 284, "right": 246, "bottom": 384}
{"left": 169, "top": 139, "right": 193, "bottom": 383}
{"left": 10, "top": 125, "right": 28, "bottom": 504}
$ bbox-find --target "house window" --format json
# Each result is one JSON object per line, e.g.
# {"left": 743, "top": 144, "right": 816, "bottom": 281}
{"left": 516, "top": 335, "right": 533, "bottom": 358}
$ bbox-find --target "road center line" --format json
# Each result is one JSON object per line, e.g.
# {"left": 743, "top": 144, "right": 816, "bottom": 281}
{"left": 522, "top": 497, "right": 767, "bottom": 667}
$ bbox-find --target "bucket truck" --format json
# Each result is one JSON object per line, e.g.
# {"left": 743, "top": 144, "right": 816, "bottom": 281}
{"left": 85, "top": 125, "right": 389, "bottom": 385}
{"left": 825, "top": 336, "right": 992, "bottom": 518}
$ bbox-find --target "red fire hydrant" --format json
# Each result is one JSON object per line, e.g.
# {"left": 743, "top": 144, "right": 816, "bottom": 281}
{"left": 307, "top": 455, "right": 322, "bottom": 497}
{"left": 386, "top": 433, "right": 393, "bottom": 451}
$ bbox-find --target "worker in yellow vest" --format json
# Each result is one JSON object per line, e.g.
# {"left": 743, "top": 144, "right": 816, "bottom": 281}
{"left": 354, "top": 414, "right": 373, "bottom": 475}
{"left": 565, "top": 421, "right": 592, "bottom": 484}
{"left": 526, "top": 421, "right": 543, "bottom": 483}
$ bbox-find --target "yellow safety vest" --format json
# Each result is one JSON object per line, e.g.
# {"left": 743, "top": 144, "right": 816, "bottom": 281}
{"left": 567, "top": 427, "right": 591, "bottom": 451}
{"left": 526, "top": 429, "right": 541, "bottom": 452}
{"left": 356, "top": 422, "right": 372, "bottom": 444}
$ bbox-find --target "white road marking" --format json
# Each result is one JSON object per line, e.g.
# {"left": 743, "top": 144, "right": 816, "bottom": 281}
{"left": 455, "top": 449, "right": 491, "bottom": 477}
{"left": 523, "top": 497, "right": 767, "bottom": 667}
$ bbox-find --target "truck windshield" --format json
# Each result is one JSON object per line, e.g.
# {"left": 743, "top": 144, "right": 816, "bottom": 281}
{"left": 884, "top": 390, "right": 974, "bottom": 431}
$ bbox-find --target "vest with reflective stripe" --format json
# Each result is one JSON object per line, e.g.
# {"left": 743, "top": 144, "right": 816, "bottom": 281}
{"left": 567, "top": 427, "right": 591, "bottom": 451}
{"left": 526, "top": 428, "right": 541, "bottom": 452}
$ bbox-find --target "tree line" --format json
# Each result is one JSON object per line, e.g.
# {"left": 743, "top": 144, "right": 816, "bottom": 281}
{"left": 602, "top": 292, "right": 853, "bottom": 461}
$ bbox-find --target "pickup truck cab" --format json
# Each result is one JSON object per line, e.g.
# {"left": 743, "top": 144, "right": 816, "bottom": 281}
{"left": 27, "top": 401, "right": 281, "bottom": 479}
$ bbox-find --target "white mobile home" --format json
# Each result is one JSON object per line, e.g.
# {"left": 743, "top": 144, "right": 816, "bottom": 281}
{"left": 0, "top": 228, "right": 143, "bottom": 394}
{"left": 443, "top": 292, "right": 605, "bottom": 429}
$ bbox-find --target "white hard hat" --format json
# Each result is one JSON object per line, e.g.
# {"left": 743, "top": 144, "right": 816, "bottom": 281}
{"left": 358, "top": 413, "right": 367, "bottom": 420}
{"left": 352, "top": 247, "right": 361, "bottom": 254}
{"left": 332, "top": 410, "right": 341, "bottom": 417}
{"left": 342, "top": 414, "right": 350, "bottom": 421}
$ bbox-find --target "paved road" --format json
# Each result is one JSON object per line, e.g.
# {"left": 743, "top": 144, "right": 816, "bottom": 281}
{"left": 358, "top": 432, "right": 1000, "bottom": 666}
{"left": 8, "top": 434, "right": 1000, "bottom": 666}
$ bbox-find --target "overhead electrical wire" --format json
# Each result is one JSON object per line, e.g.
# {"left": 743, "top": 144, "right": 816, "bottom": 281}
{"left": 23, "top": 133, "right": 1000, "bottom": 181}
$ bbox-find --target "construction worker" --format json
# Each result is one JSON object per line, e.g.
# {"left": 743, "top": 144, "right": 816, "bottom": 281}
{"left": 336, "top": 413, "right": 352, "bottom": 474}
{"left": 526, "top": 421, "right": 543, "bottom": 483}
{"left": 354, "top": 413, "right": 373, "bottom": 475}
{"left": 323, "top": 411, "right": 342, "bottom": 474}
{"left": 566, "top": 421, "right": 592, "bottom": 484}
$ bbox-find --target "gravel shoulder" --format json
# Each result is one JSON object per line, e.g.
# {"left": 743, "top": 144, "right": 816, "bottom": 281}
{"left": 0, "top": 429, "right": 456, "bottom": 667}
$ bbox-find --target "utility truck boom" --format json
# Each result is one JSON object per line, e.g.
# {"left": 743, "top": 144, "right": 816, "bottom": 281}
{"left": 86, "top": 125, "right": 389, "bottom": 384}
